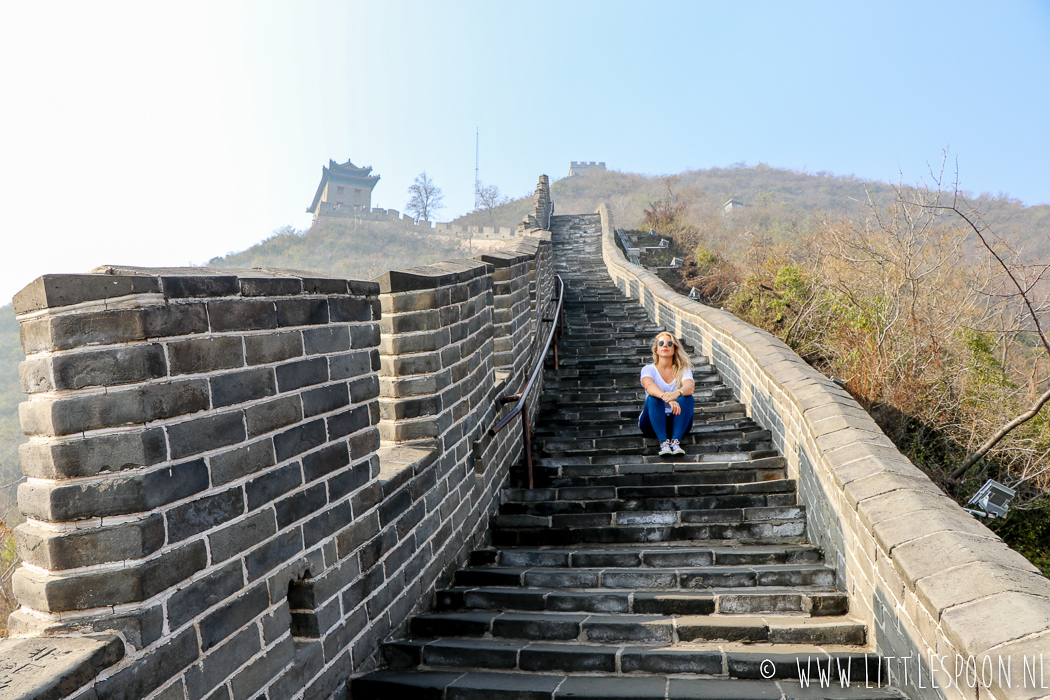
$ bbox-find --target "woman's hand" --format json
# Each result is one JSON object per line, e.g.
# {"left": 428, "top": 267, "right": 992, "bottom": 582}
{"left": 668, "top": 400, "right": 681, "bottom": 415}
{"left": 661, "top": 390, "right": 681, "bottom": 403}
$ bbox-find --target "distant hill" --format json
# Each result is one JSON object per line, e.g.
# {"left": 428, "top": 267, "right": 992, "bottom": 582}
{"left": 549, "top": 164, "right": 1050, "bottom": 255}
{"left": 208, "top": 218, "right": 468, "bottom": 279}
{"left": 0, "top": 306, "right": 24, "bottom": 525}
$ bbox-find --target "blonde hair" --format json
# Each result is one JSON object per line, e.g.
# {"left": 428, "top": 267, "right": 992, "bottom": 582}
{"left": 650, "top": 332, "right": 692, "bottom": 389}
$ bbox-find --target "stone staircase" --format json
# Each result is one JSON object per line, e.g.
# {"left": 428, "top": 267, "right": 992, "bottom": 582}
{"left": 350, "top": 214, "right": 902, "bottom": 699}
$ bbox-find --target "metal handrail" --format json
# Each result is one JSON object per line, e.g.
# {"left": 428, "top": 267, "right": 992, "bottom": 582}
{"left": 488, "top": 274, "right": 565, "bottom": 488}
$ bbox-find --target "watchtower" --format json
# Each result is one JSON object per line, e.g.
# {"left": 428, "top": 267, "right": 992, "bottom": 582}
{"left": 307, "top": 158, "right": 380, "bottom": 221}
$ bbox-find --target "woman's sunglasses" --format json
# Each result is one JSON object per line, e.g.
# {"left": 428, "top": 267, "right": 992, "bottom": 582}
{"left": 657, "top": 340, "right": 675, "bottom": 348}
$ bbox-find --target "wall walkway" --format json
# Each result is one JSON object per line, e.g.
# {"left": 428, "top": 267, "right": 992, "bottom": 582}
{"left": 597, "top": 203, "right": 1050, "bottom": 700}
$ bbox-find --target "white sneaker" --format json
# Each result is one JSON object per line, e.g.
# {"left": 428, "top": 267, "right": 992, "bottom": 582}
{"left": 658, "top": 440, "right": 673, "bottom": 456}
{"left": 670, "top": 439, "right": 686, "bottom": 456}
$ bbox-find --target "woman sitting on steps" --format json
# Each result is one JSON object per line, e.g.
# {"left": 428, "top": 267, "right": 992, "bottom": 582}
{"left": 639, "top": 331, "right": 695, "bottom": 456}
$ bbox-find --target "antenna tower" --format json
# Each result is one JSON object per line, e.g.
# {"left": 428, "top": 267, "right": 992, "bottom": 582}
{"left": 474, "top": 127, "right": 480, "bottom": 208}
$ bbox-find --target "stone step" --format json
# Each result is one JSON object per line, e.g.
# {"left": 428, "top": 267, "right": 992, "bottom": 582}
{"left": 534, "top": 433, "right": 772, "bottom": 453}
{"left": 538, "top": 464, "right": 789, "bottom": 490}
{"left": 533, "top": 419, "right": 761, "bottom": 439}
{"left": 377, "top": 641, "right": 891, "bottom": 686}
{"left": 451, "top": 560, "right": 834, "bottom": 591}
{"left": 544, "top": 362, "right": 715, "bottom": 376}
{"left": 404, "top": 610, "right": 866, "bottom": 646}
{"left": 491, "top": 519, "right": 807, "bottom": 547}
{"left": 503, "top": 478, "right": 796, "bottom": 501}
{"left": 534, "top": 449, "right": 780, "bottom": 467}
{"left": 433, "top": 585, "right": 847, "bottom": 616}
{"left": 540, "top": 401, "right": 747, "bottom": 424}
{"left": 499, "top": 492, "right": 797, "bottom": 516}
{"left": 469, "top": 542, "right": 821, "bottom": 568}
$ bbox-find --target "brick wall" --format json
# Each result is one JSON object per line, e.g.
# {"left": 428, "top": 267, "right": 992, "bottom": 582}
{"left": 597, "top": 204, "right": 1050, "bottom": 700}
{"left": 2, "top": 224, "right": 555, "bottom": 700}
{"left": 517, "top": 175, "right": 553, "bottom": 234}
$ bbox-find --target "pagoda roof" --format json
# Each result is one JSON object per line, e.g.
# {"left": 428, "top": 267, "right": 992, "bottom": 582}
{"left": 307, "top": 158, "right": 381, "bottom": 213}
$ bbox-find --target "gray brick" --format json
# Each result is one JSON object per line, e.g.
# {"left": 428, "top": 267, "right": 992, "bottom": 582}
{"left": 20, "top": 379, "right": 210, "bottom": 436}
{"left": 329, "top": 402, "right": 375, "bottom": 440}
{"left": 168, "top": 560, "right": 244, "bottom": 629}
{"left": 327, "top": 461, "right": 370, "bottom": 501}
{"left": 208, "top": 299, "right": 278, "bottom": 332}
{"left": 302, "top": 383, "right": 349, "bottom": 417}
{"left": 209, "top": 508, "right": 277, "bottom": 563}
{"left": 168, "top": 337, "right": 245, "bottom": 375}
{"left": 275, "top": 483, "right": 327, "bottom": 528}
{"left": 303, "top": 325, "right": 351, "bottom": 354}
{"left": 167, "top": 487, "right": 246, "bottom": 543}
{"left": 245, "top": 528, "right": 303, "bottom": 581}
{"left": 90, "top": 627, "right": 198, "bottom": 700}
{"left": 348, "top": 427, "right": 380, "bottom": 460}
{"left": 18, "top": 458, "right": 209, "bottom": 521}
{"left": 167, "top": 412, "right": 246, "bottom": 460}
{"left": 161, "top": 276, "right": 238, "bottom": 299}
{"left": 238, "top": 276, "right": 302, "bottom": 297}
{"left": 244, "top": 331, "right": 303, "bottom": 365}
{"left": 276, "top": 298, "right": 329, "bottom": 326}
{"left": 14, "top": 273, "right": 160, "bottom": 314}
{"left": 199, "top": 583, "right": 269, "bottom": 651}
{"left": 302, "top": 441, "right": 350, "bottom": 482}
{"left": 273, "top": 419, "right": 327, "bottom": 462}
{"left": 350, "top": 323, "right": 380, "bottom": 349}
{"left": 16, "top": 514, "right": 165, "bottom": 570}
{"left": 26, "top": 344, "right": 167, "bottom": 392}
{"left": 230, "top": 636, "right": 294, "bottom": 700}
{"left": 246, "top": 464, "right": 303, "bottom": 511}
{"left": 304, "top": 501, "right": 352, "bottom": 548}
{"left": 244, "top": 395, "right": 303, "bottom": 437}
{"left": 184, "top": 626, "right": 261, "bottom": 700}
{"left": 18, "top": 427, "right": 167, "bottom": 479}
{"left": 144, "top": 302, "right": 209, "bottom": 338}
{"left": 329, "top": 297, "right": 374, "bottom": 323}
{"left": 349, "top": 375, "right": 380, "bottom": 403}
{"left": 210, "top": 368, "right": 276, "bottom": 408}
{"left": 328, "top": 349, "right": 373, "bottom": 380}
{"left": 19, "top": 309, "right": 144, "bottom": 354}
{"left": 13, "top": 541, "right": 206, "bottom": 611}
{"left": 210, "top": 439, "right": 276, "bottom": 485}
{"left": 335, "top": 511, "right": 379, "bottom": 559}
{"left": 275, "top": 357, "right": 328, "bottom": 392}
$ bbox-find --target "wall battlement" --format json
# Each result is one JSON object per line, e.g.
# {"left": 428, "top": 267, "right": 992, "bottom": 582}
{"left": 1, "top": 176, "right": 556, "bottom": 700}
{"left": 313, "top": 202, "right": 515, "bottom": 238}
{"left": 567, "top": 161, "right": 606, "bottom": 177}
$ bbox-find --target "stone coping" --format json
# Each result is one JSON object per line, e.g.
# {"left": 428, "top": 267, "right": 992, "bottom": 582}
{"left": 0, "top": 634, "right": 124, "bottom": 700}
{"left": 14, "top": 265, "right": 378, "bottom": 315}
{"left": 596, "top": 204, "right": 1050, "bottom": 697}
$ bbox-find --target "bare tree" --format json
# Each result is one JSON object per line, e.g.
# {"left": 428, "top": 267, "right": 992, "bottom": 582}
{"left": 474, "top": 181, "right": 508, "bottom": 223}
{"left": 406, "top": 171, "right": 444, "bottom": 222}
{"left": 911, "top": 179, "right": 1050, "bottom": 481}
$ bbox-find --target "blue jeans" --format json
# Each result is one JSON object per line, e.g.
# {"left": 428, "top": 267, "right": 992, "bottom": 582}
{"left": 638, "top": 394, "right": 694, "bottom": 442}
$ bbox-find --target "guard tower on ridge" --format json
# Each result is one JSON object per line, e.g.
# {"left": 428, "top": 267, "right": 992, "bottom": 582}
{"left": 307, "top": 158, "right": 380, "bottom": 221}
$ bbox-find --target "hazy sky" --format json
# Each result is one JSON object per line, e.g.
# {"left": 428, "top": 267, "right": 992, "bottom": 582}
{"left": 1, "top": 1, "right": 1048, "bottom": 305}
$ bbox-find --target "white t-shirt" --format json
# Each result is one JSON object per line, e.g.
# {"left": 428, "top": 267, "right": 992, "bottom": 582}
{"left": 641, "top": 364, "right": 694, "bottom": 415}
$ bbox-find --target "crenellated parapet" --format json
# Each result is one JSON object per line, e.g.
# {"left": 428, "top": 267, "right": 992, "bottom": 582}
{"left": 1, "top": 228, "right": 555, "bottom": 699}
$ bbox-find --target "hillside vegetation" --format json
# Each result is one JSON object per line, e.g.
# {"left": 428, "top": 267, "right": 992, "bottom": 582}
{"left": 607, "top": 167, "right": 1050, "bottom": 573}
{"left": 208, "top": 219, "right": 469, "bottom": 279}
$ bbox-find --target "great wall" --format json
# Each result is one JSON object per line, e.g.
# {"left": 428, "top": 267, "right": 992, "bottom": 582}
{"left": 1, "top": 175, "right": 1048, "bottom": 700}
